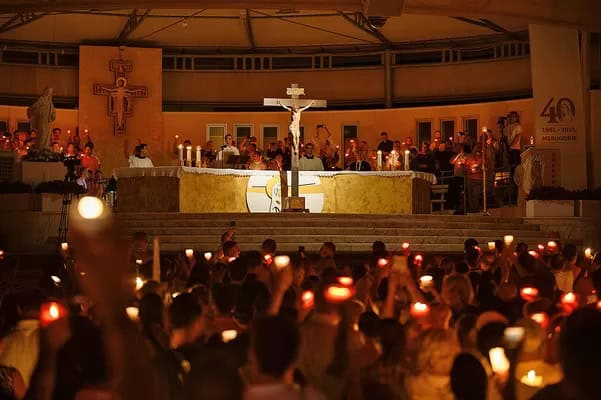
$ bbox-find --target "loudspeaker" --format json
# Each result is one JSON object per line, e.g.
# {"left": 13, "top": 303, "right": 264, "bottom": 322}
{"left": 363, "top": 0, "right": 405, "bottom": 16}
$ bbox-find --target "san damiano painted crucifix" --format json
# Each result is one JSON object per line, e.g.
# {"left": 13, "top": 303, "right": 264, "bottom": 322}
{"left": 264, "top": 84, "right": 326, "bottom": 210}
{"left": 93, "top": 54, "right": 148, "bottom": 135}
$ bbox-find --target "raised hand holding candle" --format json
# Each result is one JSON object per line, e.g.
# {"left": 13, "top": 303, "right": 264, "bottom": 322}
{"left": 504, "top": 235, "right": 514, "bottom": 246}
{"left": 585, "top": 248, "right": 593, "bottom": 259}
{"left": 377, "top": 258, "right": 388, "bottom": 268}
{"left": 195, "top": 146, "right": 202, "bottom": 167}
{"left": 185, "top": 249, "right": 194, "bottom": 258}
{"left": 301, "top": 290, "right": 315, "bottom": 309}
{"left": 487, "top": 241, "right": 496, "bottom": 250}
{"left": 325, "top": 285, "right": 354, "bottom": 303}
{"left": 489, "top": 347, "right": 510, "bottom": 374}
{"left": 520, "top": 370, "right": 543, "bottom": 388}
{"left": 520, "top": 287, "right": 539, "bottom": 302}
{"left": 404, "top": 150, "right": 410, "bottom": 171}
{"left": 337, "top": 276, "right": 353, "bottom": 286}
{"left": 376, "top": 150, "right": 383, "bottom": 171}
{"left": 273, "top": 255, "right": 290, "bottom": 270}
{"left": 401, "top": 242, "right": 410, "bottom": 251}
{"left": 410, "top": 302, "right": 430, "bottom": 318}
{"left": 204, "top": 252, "right": 212, "bottom": 261}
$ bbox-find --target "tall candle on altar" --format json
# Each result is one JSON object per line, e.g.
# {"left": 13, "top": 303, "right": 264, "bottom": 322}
{"left": 195, "top": 146, "right": 202, "bottom": 167}
{"left": 376, "top": 150, "right": 383, "bottom": 170}
{"left": 390, "top": 150, "right": 398, "bottom": 170}
{"left": 185, "top": 146, "right": 192, "bottom": 166}
{"left": 177, "top": 144, "right": 184, "bottom": 165}
{"left": 404, "top": 150, "right": 410, "bottom": 171}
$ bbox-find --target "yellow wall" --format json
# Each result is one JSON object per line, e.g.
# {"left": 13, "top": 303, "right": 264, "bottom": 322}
{"left": 162, "top": 98, "right": 534, "bottom": 150}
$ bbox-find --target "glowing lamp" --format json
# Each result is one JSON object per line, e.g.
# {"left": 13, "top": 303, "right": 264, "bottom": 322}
{"left": 273, "top": 255, "right": 290, "bottom": 270}
{"left": 324, "top": 285, "right": 354, "bottom": 303}
{"left": 185, "top": 249, "right": 194, "bottom": 258}
{"left": 301, "top": 290, "right": 315, "bottom": 310}
{"left": 487, "top": 241, "right": 496, "bottom": 250}
{"left": 409, "top": 302, "right": 430, "bottom": 318}
{"left": 77, "top": 196, "right": 104, "bottom": 219}
{"left": 504, "top": 235, "right": 514, "bottom": 245}
{"left": 489, "top": 347, "right": 510, "bottom": 374}
{"left": 520, "top": 287, "right": 539, "bottom": 302}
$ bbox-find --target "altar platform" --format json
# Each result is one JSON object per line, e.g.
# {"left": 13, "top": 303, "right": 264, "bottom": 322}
{"left": 113, "top": 167, "right": 437, "bottom": 214}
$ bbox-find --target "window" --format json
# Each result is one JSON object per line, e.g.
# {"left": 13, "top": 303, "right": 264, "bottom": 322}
{"left": 234, "top": 124, "right": 253, "bottom": 145}
{"left": 207, "top": 124, "right": 227, "bottom": 147}
{"left": 342, "top": 124, "right": 359, "bottom": 167}
{"left": 440, "top": 119, "right": 455, "bottom": 141}
{"left": 462, "top": 117, "right": 479, "bottom": 149}
{"left": 416, "top": 120, "right": 432, "bottom": 148}
{"left": 262, "top": 125, "right": 279, "bottom": 148}
{"left": 17, "top": 122, "right": 31, "bottom": 133}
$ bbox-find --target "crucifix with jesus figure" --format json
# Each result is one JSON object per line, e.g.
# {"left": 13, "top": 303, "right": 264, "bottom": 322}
{"left": 264, "top": 84, "right": 326, "bottom": 211}
{"left": 93, "top": 56, "right": 148, "bottom": 135}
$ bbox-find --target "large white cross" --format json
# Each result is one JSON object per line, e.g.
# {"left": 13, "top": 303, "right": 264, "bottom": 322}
{"left": 263, "top": 84, "right": 327, "bottom": 201}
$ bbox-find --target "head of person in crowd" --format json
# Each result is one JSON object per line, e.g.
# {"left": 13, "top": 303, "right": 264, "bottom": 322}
{"left": 559, "top": 309, "right": 601, "bottom": 399}
{"left": 168, "top": 293, "right": 204, "bottom": 349}
{"left": 249, "top": 315, "right": 300, "bottom": 381}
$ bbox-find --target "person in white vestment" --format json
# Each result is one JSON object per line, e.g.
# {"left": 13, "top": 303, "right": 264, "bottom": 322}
{"left": 128, "top": 144, "right": 154, "bottom": 168}
{"left": 298, "top": 143, "right": 324, "bottom": 171}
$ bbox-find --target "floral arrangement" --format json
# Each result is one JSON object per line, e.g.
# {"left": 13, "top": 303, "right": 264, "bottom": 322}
{"left": 21, "top": 149, "right": 62, "bottom": 162}
{"left": 527, "top": 186, "right": 601, "bottom": 201}
{"left": 35, "top": 180, "right": 86, "bottom": 195}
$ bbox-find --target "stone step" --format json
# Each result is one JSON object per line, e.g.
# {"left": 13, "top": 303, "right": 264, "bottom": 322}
{"left": 116, "top": 212, "right": 525, "bottom": 225}
{"left": 122, "top": 226, "right": 548, "bottom": 237}
{"left": 117, "top": 219, "right": 540, "bottom": 231}
{"left": 155, "top": 242, "right": 554, "bottom": 254}
{"left": 112, "top": 212, "right": 559, "bottom": 253}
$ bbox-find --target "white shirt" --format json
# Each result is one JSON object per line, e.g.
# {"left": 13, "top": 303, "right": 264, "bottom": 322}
{"left": 245, "top": 383, "right": 326, "bottom": 400}
{"left": 128, "top": 155, "right": 154, "bottom": 168}
{"left": 0, "top": 319, "right": 40, "bottom": 388}
{"left": 299, "top": 156, "right": 324, "bottom": 171}
{"left": 217, "top": 145, "right": 240, "bottom": 161}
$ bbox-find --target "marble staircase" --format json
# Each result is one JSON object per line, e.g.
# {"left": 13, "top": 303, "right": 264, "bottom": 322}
{"left": 115, "top": 213, "right": 559, "bottom": 254}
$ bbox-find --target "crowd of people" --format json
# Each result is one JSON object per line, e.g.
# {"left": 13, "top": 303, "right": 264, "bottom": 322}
{"left": 0, "top": 206, "right": 599, "bottom": 400}
{"left": 1, "top": 128, "right": 105, "bottom": 198}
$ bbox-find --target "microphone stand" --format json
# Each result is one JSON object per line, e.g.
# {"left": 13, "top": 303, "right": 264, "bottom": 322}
{"left": 482, "top": 134, "right": 491, "bottom": 216}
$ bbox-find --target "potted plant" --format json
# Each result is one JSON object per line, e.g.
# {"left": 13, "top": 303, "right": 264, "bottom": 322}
{"left": 526, "top": 186, "right": 601, "bottom": 217}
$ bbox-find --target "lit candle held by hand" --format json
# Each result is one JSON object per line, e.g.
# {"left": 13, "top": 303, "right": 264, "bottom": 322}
{"left": 520, "top": 370, "right": 543, "bottom": 388}
{"left": 410, "top": 302, "right": 430, "bottom": 318}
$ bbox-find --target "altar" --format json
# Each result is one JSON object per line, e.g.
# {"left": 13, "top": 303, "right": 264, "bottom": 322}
{"left": 113, "top": 167, "right": 436, "bottom": 214}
